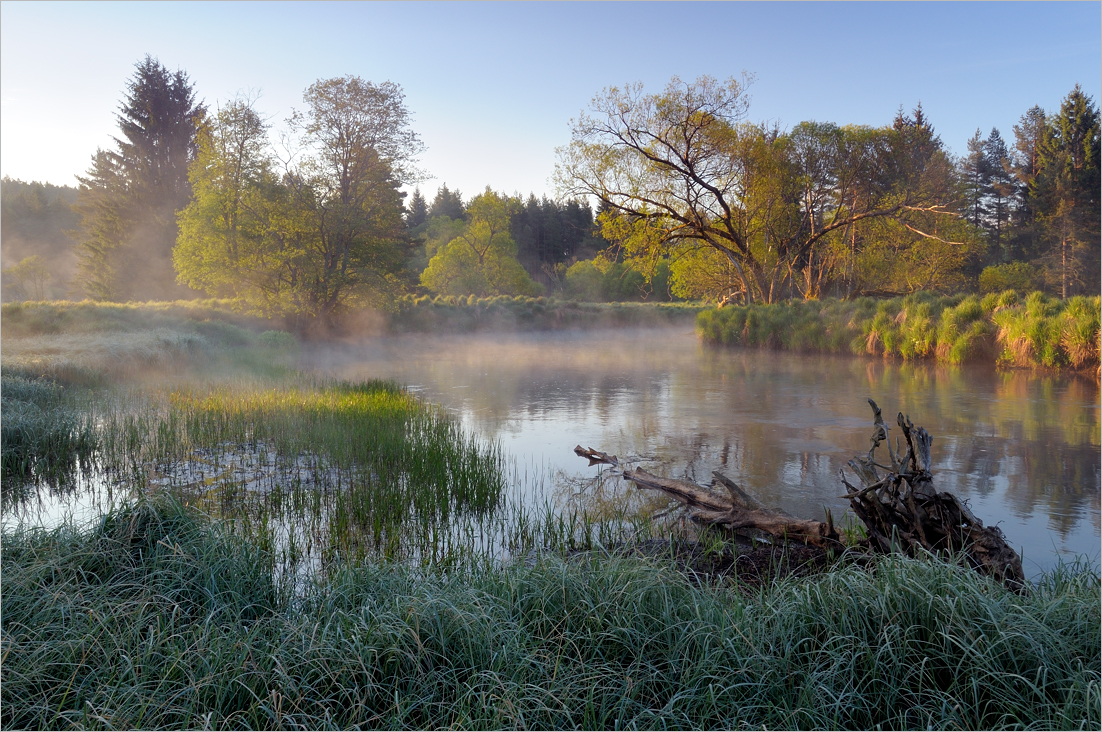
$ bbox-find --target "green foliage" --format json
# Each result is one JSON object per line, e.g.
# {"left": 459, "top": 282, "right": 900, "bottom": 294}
{"left": 980, "top": 261, "right": 1040, "bottom": 293}
{"left": 1, "top": 255, "right": 53, "bottom": 302}
{"left": 420, "top": 189, "right": 543, "bottom": 298}
{"left": 562, "top": 259, "right": 650, "bottom": 301}
{"left": 0, "top": 177, "right": 80, "bottom": 301}
{"left": 389, "top": 295, "right": 705, "bottom": 333}
{"left": 697, "top": 292, "right": 1100, "bottom": 370}
{"left": 558, "top": 79, "right": 970, "bottom": 304}
{"left": 175, "top": 79, "right": 420, "bottom": 325}
{"left": 993, "top": 292, "right": 1102, "bottom": 369}
{"left": 3, "top": 500, "right": 1099, "bottom": 730}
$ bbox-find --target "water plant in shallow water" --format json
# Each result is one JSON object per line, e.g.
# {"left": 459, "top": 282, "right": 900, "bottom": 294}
{"left": 89, "top": 378, "right": 507, "bottom": 565}
{"left": 0, "top": 373, "right": 96, "bottom": 503}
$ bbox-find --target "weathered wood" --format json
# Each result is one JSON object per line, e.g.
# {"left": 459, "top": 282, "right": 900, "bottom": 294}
{"left": 575, "top": 400, "right": 1027, "bottom": 592}
{"left": 574, "top": 447, "right": 842, "bottom": 549}
{"left": 846, "top": 400, "right": 1026, "bottom": 592}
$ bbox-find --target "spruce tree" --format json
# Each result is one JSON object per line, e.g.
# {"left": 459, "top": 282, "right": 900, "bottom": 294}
{"left": 73, "top": 56, "right": 205, "bottom": 301}
{"left": 1033, "top": 85, "right": 1100, "bottom": 296}
{"left": 983, "top": 128, "right": 1014, "bottom": 262}
{"left": 428, "top": 184, "right": 465, "bottom": 220}
{"left": 405, "top": 187, "right": 428, "bottom": 229}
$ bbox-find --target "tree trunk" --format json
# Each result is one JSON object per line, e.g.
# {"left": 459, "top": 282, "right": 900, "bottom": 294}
{"left": 574, "top": 446, "right": 841, "bottom": 549}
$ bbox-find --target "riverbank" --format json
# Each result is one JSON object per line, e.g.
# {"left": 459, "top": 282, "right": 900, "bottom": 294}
{"left": 388, "top": 295, "right": 707, "bottom": 332}
{"left": 2, "top": 499, "right": 1098, "bottom": 730}
{"left": 697, "top": 290, "right": 1101, "bottom": 373}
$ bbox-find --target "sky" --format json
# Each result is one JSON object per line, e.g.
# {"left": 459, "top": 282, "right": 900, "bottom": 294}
{"left": 2, "top": 1, "right": 1099, "bottom": 203}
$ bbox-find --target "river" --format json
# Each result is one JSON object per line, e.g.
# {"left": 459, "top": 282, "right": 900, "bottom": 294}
{"left": 320, "top": 326, "right": 1101, "bottom": 576}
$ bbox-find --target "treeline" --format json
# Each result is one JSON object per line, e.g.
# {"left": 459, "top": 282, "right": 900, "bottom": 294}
{"left": 0, "top": 178, "right": 79, "bottom": 301}
{"left": 559, "top": 77, "right": 1100, "bottom": 305}
{"left": 1, "top": 60, "right": 1098, "bottom": 323}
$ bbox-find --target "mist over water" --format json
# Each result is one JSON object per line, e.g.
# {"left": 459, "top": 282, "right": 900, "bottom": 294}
{"left": 317, "top": 326, "right": 1101, "bottom": 575}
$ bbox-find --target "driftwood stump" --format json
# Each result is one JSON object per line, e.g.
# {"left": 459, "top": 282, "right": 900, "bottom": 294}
{"left": 573, "top": 447, "right": 842, "bottom": 549}
{"left": 842, "top": 399, "right": 1026, "bottom": 591}
{"left": 574, "top": 399, "right": 1027, "bottom": 592}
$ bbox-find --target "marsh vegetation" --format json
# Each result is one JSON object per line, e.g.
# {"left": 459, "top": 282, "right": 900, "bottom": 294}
{"left": 1, "top": 302, "right": 1099, "bottom": 729}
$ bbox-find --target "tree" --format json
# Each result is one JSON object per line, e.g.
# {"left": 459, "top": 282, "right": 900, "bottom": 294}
{"left": 420, "top": 188, "right": 542, "bottom": 297}
{"left": 428, "top": 184, "right": 465, "bottom": 220}
{"left": 983, "top": 128, "right": 1014, "bottom": 261}
{"left": 1007, "top": 106, "right": 1048, "bottom": 259}
{"left": 1032, "top": 85, "right": 1100, "bottom": 297}
{"left": 174, "top": 95, "right": 276, "bottom": 301}
{"left": 73, "top": 56, "right": 205, "bottom": 301}
{"left": 1, "top": 255, "right": 52, "bottom": 301}
{"left": 174, "top": 77, "right": 423, "bottom": 326}
{"left": 0, "top": 178, "right": 80, "bottom": 299}
{"left": 405, "top": 187, "right": 428, "bottom": 229}
{"left": 961, "top": 129, "right": 989, "bottom": 228}
{"left": 555, "top": 76, "right": 968, "bottom": 303}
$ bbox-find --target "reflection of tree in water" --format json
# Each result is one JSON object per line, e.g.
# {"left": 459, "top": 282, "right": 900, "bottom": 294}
{"left": 333, "top": 329, "right": 1099, "bottom": 549}
{"left": 938, "top": 434, "right": 1100, "bottom": 538}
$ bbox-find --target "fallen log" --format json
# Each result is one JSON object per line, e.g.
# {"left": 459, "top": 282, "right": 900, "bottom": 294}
{"left": 842, "top": 399, "right": 1026, "bottom": 592}
{"left": 573, "top": 446, "right": 842, "bottom": 549}
{"left": 574, "top": 399, "right": 1027, "bottom": 592}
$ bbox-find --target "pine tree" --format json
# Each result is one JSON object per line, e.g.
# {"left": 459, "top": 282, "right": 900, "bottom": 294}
{"left": 961, "top": 129, "right": 989, "bottom": 228}
{"left": 73, "top": 56, "right": 205, "bottom": 301}
{"left": 405, "top": 187, "right": 428, "bottom": 229}
{"left": 428, "top": 184, "right": 465, "bottom": 220}
{"left": 983, "top": 128, "right": 1014, "bottom": 262}
{"left": 1008, "top": 106, "right": 1048, "bottom": 259}
{"left": 1032, "top": 85, "right": 1100, "bottom": 296}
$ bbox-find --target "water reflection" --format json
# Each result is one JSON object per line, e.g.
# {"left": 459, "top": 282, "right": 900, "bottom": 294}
{"left": 322, "top": 327, "right": 1101, "bottom": 573}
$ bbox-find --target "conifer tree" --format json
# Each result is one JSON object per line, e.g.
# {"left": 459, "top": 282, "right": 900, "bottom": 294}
{"left": 73, "top": 56, "right": 205, "bottom": 301}
{"left": 983, "top": 128, "right": 1014, "bottom": 261}
{"left": 405, "top": 187, "right": 428, "bottom": 229}
{"left": 428, "top": 184, "right": 465, "bottom": 220}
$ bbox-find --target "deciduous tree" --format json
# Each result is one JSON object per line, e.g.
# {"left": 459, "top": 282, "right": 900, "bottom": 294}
{"left": 420, "top": 188, "right": 542, "bottom": 297}
{"left": 555, "top": 76, "right": 968, "bottom": 303}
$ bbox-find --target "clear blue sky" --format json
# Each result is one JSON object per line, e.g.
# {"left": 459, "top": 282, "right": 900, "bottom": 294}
{"left": 2, "top": 1, "right": 1099, "bottom": 202}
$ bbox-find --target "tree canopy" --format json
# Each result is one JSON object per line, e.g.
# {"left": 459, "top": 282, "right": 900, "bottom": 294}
{"left": 420, "top": 188, "right": 543, "bottom": 297}
{"left": 174, "top": 77, "right": 423, "bottom": 327}
{"left": 556, "top": 76, "right": 977, "bottom": 303}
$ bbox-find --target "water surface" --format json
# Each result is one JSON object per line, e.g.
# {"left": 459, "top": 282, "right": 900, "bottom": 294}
{"left": 322, "top": 326, "right": 1101, "bottom": 575}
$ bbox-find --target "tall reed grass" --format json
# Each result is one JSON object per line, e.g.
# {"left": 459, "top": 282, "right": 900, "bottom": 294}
{"left": 697, "top": 290, "right": 1101, "bottom": 371}
{"left": 2, "top": 498, "right": 1097, "bottom": 730}
{"left": 1, "top": 373, "right": 96, "bottom": 502}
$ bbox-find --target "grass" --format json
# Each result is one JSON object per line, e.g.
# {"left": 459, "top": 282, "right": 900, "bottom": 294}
{"left": 697, "top": 290, "right": 1101, "bottom": 372}
{"left": 389, "top": 295, "right": 708, "bottom": 333}
{"left": 1, "top": 373, "right": 96, "bottom": 502}
{"left": 2, "top": 498, "right": 1098, "bottom": 730}
{"left": 3, "top": 297, "right": 1099, "bottom": 730}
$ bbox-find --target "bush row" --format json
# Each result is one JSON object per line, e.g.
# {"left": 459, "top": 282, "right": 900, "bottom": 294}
{"left": 697, "top": 290, "right": 1101, "bottom": 370}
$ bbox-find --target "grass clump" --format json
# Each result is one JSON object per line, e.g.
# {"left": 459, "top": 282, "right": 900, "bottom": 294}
{"left": 1, "top": 373, "right": 96, "bottom": 497}
{"left": 89, "top": 378, "right": 506, "bottom": 565}
{"left": 2, "top": 499, "right": 1098, "bottom": 730}
{"left": 697, "top": 291, "right": 1100, "bottom": 371}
